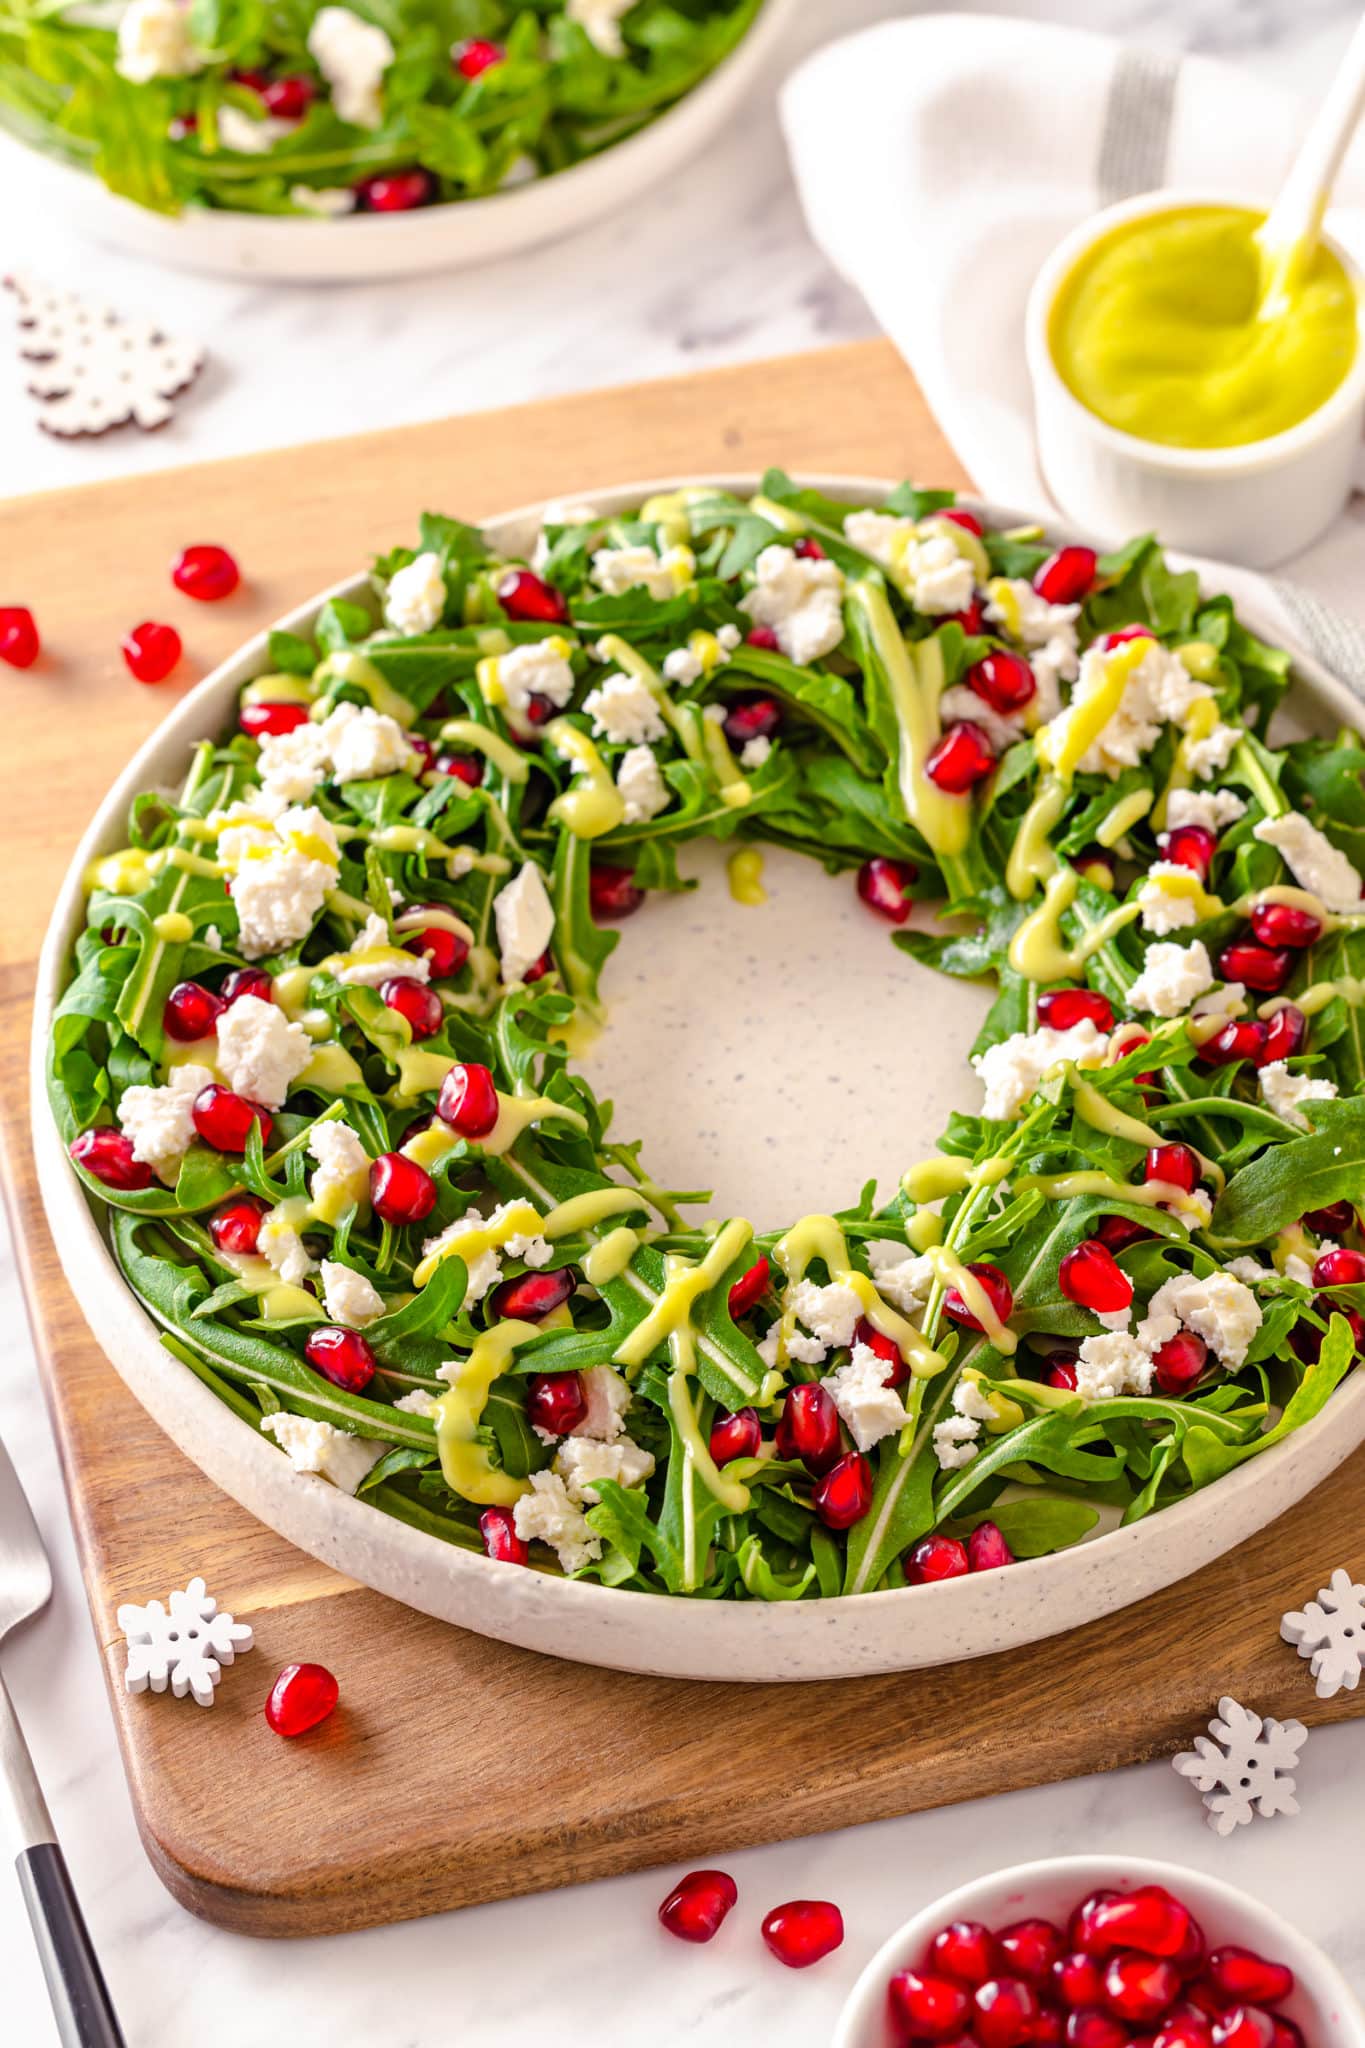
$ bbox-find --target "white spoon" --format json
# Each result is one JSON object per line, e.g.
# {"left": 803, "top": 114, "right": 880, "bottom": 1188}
{"left": 1258, "top": 8, "right": 1365, "bottom": 316}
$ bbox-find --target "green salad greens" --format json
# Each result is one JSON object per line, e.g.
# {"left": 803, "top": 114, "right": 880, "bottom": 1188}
{"left": 52, "top": 476, "right": 1365, "bottom": 1600}
{"left": 0, "top": 0, "right": 761, "bottom": 217}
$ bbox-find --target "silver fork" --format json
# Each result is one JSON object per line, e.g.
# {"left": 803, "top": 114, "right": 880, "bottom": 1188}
{"left": 0, "top": 1435, "right": 124, "bottom": 2047}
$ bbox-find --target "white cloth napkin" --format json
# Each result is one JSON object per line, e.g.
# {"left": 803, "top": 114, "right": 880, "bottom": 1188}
{"left": 778, "top": 11, "right": 1365, "bottom": 694}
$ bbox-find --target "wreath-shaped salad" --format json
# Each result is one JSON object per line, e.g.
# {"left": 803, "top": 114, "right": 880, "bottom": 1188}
{"left": 52, "top": 475, "right": 1365, "bottom": 1601}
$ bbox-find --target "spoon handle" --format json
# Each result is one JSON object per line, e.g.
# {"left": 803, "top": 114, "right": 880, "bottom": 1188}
{"left": 1261, "top": 8, "right": 1365, "bottom": 279}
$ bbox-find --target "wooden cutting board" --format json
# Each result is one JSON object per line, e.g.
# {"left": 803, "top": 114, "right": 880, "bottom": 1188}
{"left": 2, "top": 341, "right": 1362, "bottom": 1938}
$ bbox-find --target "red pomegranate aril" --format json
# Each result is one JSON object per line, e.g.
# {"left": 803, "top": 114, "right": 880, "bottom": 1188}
{"left": 437, "top": 1060, "right": 499, "bottom": 1137}
{"left": 775, "top": 1381, "right": 841, "bottom": 1474}
{"left": 727, "top": 1254, "right": 770, "bottom": 1318}
{"left": 527, "top": 1371, "right": 586, "bottom": 1437}
{"left": 1313, "top": 1244, "right": 1365, "bottom": 1286}
{"left": 926, "top": 720, "right": 996, "bottom": 792}
{"left": 209, "top": 1196, "right": 267, "bottom": 1255}
{"left": 171, "top": 542, "right": 239, "bottom": 602}
{"left": 942, "top": 1260, "right": 1013, "bottom": 1333}
{"left": 659, "top": 1868, "right": 738, "bottom": 1944}
{"left": 304, "top": 1326, "right": 376, "bottom": 1393}
{"left": 1054, "top": 1955, "right": 1107, "bottom": 2010}
{"left": 231, "top": 66, "right": 268, "bottom": 91}
{"left": 1163, "top": 825, "right": 1217, "bottom": 880}
{"left": 1211, "top": 2010, "right": 1276, "bottom": 2048}
{"left": 974, "top": 1976, "right": 1040, "bottom": 2048}
{"left": 1206, "top": 1950, "right": 1293, "bottom": 2009}
{"left": 856, "top": 1314, "right": 908, "bottom": 1387}
{"left": 723, "top": 695, "right": 783, "bottom": 748}
{"left": 0, "top": 605, "right": 39, "bottom": 668}
{"left": 944, "top": 596, "right": 985, "bottom": 635}
{"left": 968, "top": 649, "right": 1036, "bottom": 714}
{"left": 1269, "top": 2023, "right": 1304, "bottom": 2048}
{"left": 589, "top": 862, "right": 644, "bottom": 920}
{"left": 813, "top": 1450, "right": 873, "bottom": 1529}
{"left": 761, "top": 1898, "right": 844, "bottom": 1969}
{"left": 858, "top": 855, "right": 917, "bottom": 923}
{"left": 1038, "top": 987, "right": 1115, "bottom": 1032}
{"left": 968, "top": 1520, "right": 1015, "bottom": 1572}
{"left": 1217, "top": 943, "right": 1294, "bottom": 995}
{"left": 479, "top": 1504, "right": 527, "bottom": 1565}
{"left": 793, "top": 535, "right": 826, "bottom": 559}
{"left": 905, "top": 1533, "right": 970, "bottom": 1584}
{"left": 1059, "top": 1240, "right": 1132, "bottom": 1315}
{"left": 69, "top": 1127, "right": 153, "bottom": 1191}
{"left": 240, "top": 699, "right": 309, "bottom": 739}
{"left": 745, "top": 625, "right": 780, "bottom": 650}
{"left": 928, "top": 1920, "right": 997, "bottom": 1989}
{"left": 221, "top": 966, "right": 274, "bottom": 1008}
{"left": 1105, "top": 1953, "right": 1182, "bottom": 2024}
{"left": 356, "top": 169, "right": 434, "bottom": 211}
{"left": 1155, "top": 2014, "right": 1214, "bottom": 2048}
{"left": 122, "top": 620, "right": 182, "bottom": 683}
{"left": 1067, "top": 2012, "right": 1129, "bottom": 2048}
{"left": 1249, "top": 900, "right": 1321, "bottom": 950}
{"left": 369, "top": 1151, "right": 436, "bottom": 1227}
{"left": 163, "top": 979, "right": 224, "bottom": 1042}
{"left": 434, "top": 749, "right": 483, "bottom": 785}
{"left": 889, "top": 1967, "right": 974, "bottom": 2038}
{"left": 262, "top": 72, "right": 314, "bottom": 116}
{"left": 1084, "top": 1889, "right": 1192, "bottom": 1960}
{"left": 1047, "top": 1357, "right": 1080, "bottom": 1390}
{"left": 1035, "top": 545, "right": 1098, "bottom": 603}
{"left": 405, "top": 925, "right": 469, "bottom": 978}
{"left": 1170, "top": 1916, "right": 1206, "bottom": 1975}
{"left": 1144, "top": 1143, "right": 1200, "bottom": 1195}
{"left": 1035, "top": 2011, "right": 1065, "bottom": 2048}
{"left": 1303, "top": 1199, "right": 1355, "bottom": 1236}
{"left": 941, "top": 505, "right": 984, "bottom": 536}
{"left": 995, "top": 1921, "right": 1063, "bottom": 1984}
{"left": 380, "top": 975, "right": 443, "bottom": 1041}
{"left": 497, "top": 567, "right": 569, "bottom": 623}
{"left": 192, "top": 1083, "right": 270, "bottom": 1153}
{"left": 1070, "top": 1892, "right": 1119, "bottom": 1953}
{"left": 1199, "top": 1020, "right": 1266, "bottom": 1067}
{"left": 1259, "top": 1006, "right": 1306, "bottom": 1065}
{"left": 490, "top": 1266, "right": 575, "bottom": 1323}
{"left": 454, "top": 35, "right": 503, "bottom": 78}
{"left": 1293, "top": 1299, "right": 1365, "bottom": 1363}
{"left": 264, "top": 1661, "right": 338, "bottom": 1737}
{"left": 1097, "top": 1213, "right": 1155, "bottom": 1253}
{"left": 523, "top": 949, "right": 553, "bottom": 983}
{"left": 1153, "top": 1330, "right": 1208, "bottom": 1395}
{"left": 709, "top": 1406, "right": 761, "bottom": 1466}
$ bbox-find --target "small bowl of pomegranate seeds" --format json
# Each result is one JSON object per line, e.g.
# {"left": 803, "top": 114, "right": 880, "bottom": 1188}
{"left": 834, "top": 1857, "right": 1364, "bottom": 2048}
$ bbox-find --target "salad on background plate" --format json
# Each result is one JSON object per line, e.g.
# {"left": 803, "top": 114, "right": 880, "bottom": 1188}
{"left": 51, "top": 476, "right": 1365, "bottom": 1602}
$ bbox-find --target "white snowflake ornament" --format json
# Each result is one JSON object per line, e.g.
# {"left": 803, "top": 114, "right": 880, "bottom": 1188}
{"left": 118, "top": 1576, "right": 254, "bottom": 1708}
{"left": 6, "top": 272, "right": 205, "bottom": 438}
{"left": 1172, "top": 1695, "right": 1306, "bottom": 1836}
{"left": 1282, "top": 1567, "right": 1365, "bottom": 1698}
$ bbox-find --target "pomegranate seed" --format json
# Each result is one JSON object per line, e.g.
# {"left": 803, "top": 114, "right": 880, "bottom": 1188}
{"left": 406, "top": 734, "right": 435, "bottom": 777}
{"left": 1054, "top": 1955, "right": 1107, "bottom": 2010}
{"left": 264, "top": 1661, "right": 338, "bottom": 1737}
{"left": 1083, "top": 1889, "right": 1192, "bottom": 1959}
{"left": 304, "top": 1325, "right": 376, "bottom": 1392}
{"left": 479, "top": 1505, "right": 527, "bottom": 1564}
{"left": 437, "top": 1061, "right": 500, "bottom": 1138}
{"left": 928, "top": 1921, "right": 997, "bottom": 1988}
{"left": 727, "top": 1255, "right": 770, "bottom": 1318}
{"left": 1153, "top": 1330, "right": 1208, "bottom": 1395}
{"left": 1259, "top": 1006, "right": 1306, "bottom": 1064}
{"left": 1035, "top": 2011, "right": 1064, "bottom": 2048}
{"left": 221, "top": 967, "right": 273, "bottom": 1007}
{"left": 745, "top": 625, "right": 780, "bottom": 650}
{"left": 1211, "top": 2010, "right": 1275, "bottom": 2048}
{"left": 356, "top": 169, "right": 434, "bottom": 211}
{"left": 163, "top": 979, "right": 224, "bottom": 1042}
{"left": 497, "top": 567, "right": 568, "bottom": 623}
{"left": 1198, "top": 1020, "right": 1266, "bottom": 1067}
{"left": 813, "top": 1449, "right": 873, "bottom": 1528}
{"left": 1105, "top": 1954, "right": 1182, "bottom": 2024}
{"left": 858, "top": 855, "right": 917, "bottom": 923}
{"left": 171, "top": 543, "right": 239, "bottom": 601}
{"left": 1047, "top": 1357, "right": 1079, "bottom": 1389}
{"left": 1143, "top": 1143, "right": 1200, "bottom": 1194}
{"left": 262, "top": 72, "right": 314, "bottom": 117}
{"left": 967, "top": 1520, "right": 1015, "bottom": 1572}
{"left": 1067, "top": 2013, "right": 1129, "bottom": 2048}
{"left": 1163, "top": 826, "right": 1217, "bottom": 880}
{"left": 723, "top": 694, "right": 783, "bottom": 746}
{"left": 240, "top": 700, "right": 310, "bottom": 739}
{"left": 793, "top": 536, "right": 826, "bottom": 559}
{"left": 231, "top": 66, "right": 268, "bottom": 91}
{"left": 380, "top": 975, "right": 443, "bottom": 1040}
{"left": 490, "top": 1266, "right": 575, "bottom": 1322}
{"left": 1313, "top": 1244, "right": 1365, "bottom": 1286}
{"left": 658, "top": 1869, "right": 737, "bottom": 1944}
{"left": 889, "top": 1968, "right": 974, "bottom": 2037}
{"left": 192, "top": 1083, "right": 271, "bottom": 1153}
{"left": 974, "top": 1976, "right": 1041, "bottom": 2048}
{"left": 709, "top": 1406, "right": 761, "bottom": 1466}
{"left": 1035, "top": 545, "right": 1097, "bottom": 603}
{"left": 369, "top": 1151, "right": 436, "bottom": 1227}
{"left": 523, "top": 950, "right": 553, "bottom": 983}
{"left": 1217, "top": 943, "right": 1294, "bottom": 994}
{"left": 761, "top": 1898, "right": 843, "bottom": 1969}
{"left": 1269, "top": 2023, "right": 1304, "bottom": 2048}
{"left": 1206, "top": 1951, "right": 1293, "bottom": 2009}
{"left": 995, "top": 1921, "right": 1062, "bottom": 1984}
{"left": 926, "top": 720, "right": 996, "bottom": 792}
{"left": 1303, "top": 1200, "right": 1355, "bottom": 1235}
{"left": 942, "top": 1260, "right": 1013, "bottom": 1332}
{"left": 1184, "top": 1987, "right": 1227, "bottom": 2021}
{"left": 1154, "top": 2014, "right": 1214, "bottom": 2048}
{"left": 1250, "top": 901, "right": 1321, "bottom": 949}
{"left": 0, "top": 605, "right": 39, "bottom": 668}
{"left": 434, "top": 750, "right": 483, "bottom": 785}
{"left": 1293, "top": 1299, "right": 1365, "bottom": 1363}
{"left": 1097, "top": 1213, "right": 1155, "bottom": 1253}
{"left": 1038, "top": 987, "right": 1115, "bottom": 1031}
{"left": 941, "top": 506, "right": 984, "bottom": 536}
{"left": 775, "top": 1382, "right": 840, "bottom": 1474}
{"left": 209, "top": 1196, "right": 267, "bottom": 1254}
{"left": 454, "top": 35, "right": 503, "bottom": 77}
{"left": 1170, "top": 1916, "right": 1206, "bottom": 1975}
{"left": 968, "top": 649, "right": 1036, "bottom": 713}
{"left": 1071, "top": 1893, "right": 1119, "bottom": 1953}
{"left": 527, "top": 1372, "right": 586, "bottom": 1436}
{"left": 905, "top": 1534, "right": 970, "bottom": 1584}
{"left": 856, "top": 1314, "right": 908, "bottom": 1387}
{"left": 122, "top": 620, "right": 182, "bottom": 683}
{"left": 1099, "top": 625, "right": 1154, "bottom": 649}
{"left": 69, "top": 1126, "right": 153, "bottom": 1191}
{"left": 589, "top": 862, "right": 644, "bottom": 920}
{"left": 405, "top": 924, "right": 469, "bottom": 978}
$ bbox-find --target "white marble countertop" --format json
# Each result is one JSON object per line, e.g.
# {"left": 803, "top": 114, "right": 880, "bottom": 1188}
{"left": 4, "top": 2, "right": 1365, "bottom": 2043}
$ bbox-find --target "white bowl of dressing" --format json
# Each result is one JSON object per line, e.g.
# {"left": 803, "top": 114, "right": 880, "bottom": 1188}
{"left": 1025, "top": 189, "right": 1365, "bottom": 570}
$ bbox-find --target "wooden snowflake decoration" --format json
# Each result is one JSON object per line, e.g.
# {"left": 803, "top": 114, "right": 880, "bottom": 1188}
{"left": 1172, "top": 1695, "right": 1306, "bottom": 1835}
{"left": 119, "top": 1575, "right": 254, "bottom": 1708}
{"left": 1282, "top": 1567, "right": 1365, "bottom": 1698}
{"left": 5, "top": 271, "right": 205, "bottom": 438}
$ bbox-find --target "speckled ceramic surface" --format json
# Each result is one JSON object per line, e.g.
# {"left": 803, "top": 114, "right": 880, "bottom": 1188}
{"left": 30, "top": 476, "right": 1365, "bottom": 1682}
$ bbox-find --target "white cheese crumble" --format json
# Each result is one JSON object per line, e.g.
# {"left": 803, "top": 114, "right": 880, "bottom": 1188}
{"left": 825, "top": 1344, "right": 906, "bottom": 1451}
{"left": 739, "top": 734, "right": 771, "bottom": 770}
{"left": 582, "top": 670, "right": 665, "bottom": 746}
{"left": 616, "top": 744, "right": 670, "bottom": 824}
{"left": 419, "top": 1213, "right": 503, "bottom": 1302}
{"left": 323, "top": 701, "right": 415, "bottom": 783}
{"left": 569, "top": 1366, "right": 631, "bottom": 1443}
{"left": 307, "top": 5, "right": 394, "bottom": 128}
{"left": 254, "top": 723, "right": 333, "bottom": 806}
{"left": 308, "top": 1119, "right": 370, "bottom": 1212}
{"left": 740, "top": 544, "right": 846, "bottom": 666}
{"left": 216, "top": 105, "right": 297, "bottom": 153}
{"left": 1125, "top": 938, "right": 1215, "bottom": 1018}
{"left": 117, "top": 1063, "right": 213, "bottom": 1183}
{"left": 567, "top": 0, "right": 635, "bottom": 56}
{"left": 984, "top": 578, "right": 1081, "bottom": 653}
{"left": 215, "top": 993, "right": 312, "bottom": 1109}
{"left": 291, "top": 184, "right": 357, "bottom": 216}
{"left": 1137, "top": 862, "right": 1203, "bottom": 936}
{"left": 1073, "top": 1332, "right": 1154, "bottom": 1401}
{"left": 493, "top": 861, "right": 555, "bottom": 985}
{"left": 1049, "top": 639, "right": 1212, "bottom": 779}
{"left": 224, "top": 803, "right": 339, "bottom": 959}
{"left": 513, "top": 1470, "right": 602, "bottom": 1573}
{"left": 1166, "top": 787, "right": 1248, "bottom": 834}
{"left": 787, "top": 1278, "right": 863, "bottom": 1349}
{"left": 903, "top": 533, "right": 977, "bottom": 615}
{"left": 865, "top": 1241, "right": 935, "bottom": 1315}
{"left": 1258, "top": 1060, "right": 1338, "bottom": 1131}
{"left": 1254, "top": 812, "right": 1364, "bottom": 914}
{"left": 932, "top": 1415, "right": 981, "bottom": 1469}
{"left": 319, "top": 1259, "right": 385, "bottom": 1327}
{"left": 1184, "top": 722, "right": 1242, "bottom": 780}
{"left": 591, "top": 543, "right": 694, "bottom": 601}
{"left": 973, "top": 1019, "right": 1111, "bottom": 1121}
{"left": 554, "top": 1434, "right": 655, "bottom": 1506}
{"left": 493, "top": 636, "right": 576, "bottom": 717}
{"left": 1225, "top": 1256, "right": 1275, "bottom": 1285}
{"left": 258, "top": 1213, "right": 316, "bottom": 1287}
{"left": 1137, "top": 1270, "right": 1261, "bottom": 1369}
{"left": 393, "top": 1387, "right": 438, "bottom": 1416}
{"left": 384, "top": 551, "right": 447, "bottom": 636}
{"left": 332, "top": 911, "right": 431, "bottom": 988}
{"left": 116, "top": 0, "right": 202, "bottom": 81}
{"left": 261, "top": 1412, "right": 385, "bottom": 1495}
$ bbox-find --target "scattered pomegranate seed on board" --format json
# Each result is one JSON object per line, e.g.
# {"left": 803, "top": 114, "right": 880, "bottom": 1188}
{"left": 658, "top": 1869, "right": 738, "bottom": 1944}
{"left": 172, "top": 543, "right": 239, "bottom": 601}
{"left": 265, "top": 1662, "right": 338, "bottom": 1737}
{"left": 0, "top": 605, "right": 40, "bottom": 667}
{"left": 761, "top": 1898, "right": 844, "bottom": 1968}
{"left": 122, "top": 620, "right": 182, "bottom": 683}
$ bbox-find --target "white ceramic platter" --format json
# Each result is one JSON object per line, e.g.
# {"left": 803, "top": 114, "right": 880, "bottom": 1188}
{"left": 30, "top": 474, "right": 1365, "bottom": 1683}
{"left": 0, "top": 0, "right": 793, "bottom": 283}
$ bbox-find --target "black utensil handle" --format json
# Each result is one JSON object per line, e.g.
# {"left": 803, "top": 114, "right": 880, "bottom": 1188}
{"left": 16, "top": 1843, "right": 125, "bottom": 2048}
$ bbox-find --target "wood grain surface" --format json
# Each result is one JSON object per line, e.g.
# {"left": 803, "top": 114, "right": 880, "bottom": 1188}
{"left": 2, "top": 341, "right": 1360, "bottom": 1938}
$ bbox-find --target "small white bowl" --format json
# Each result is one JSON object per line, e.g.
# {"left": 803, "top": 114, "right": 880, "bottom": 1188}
{"left": 1025, "top": 189, "right": 1365, "bottom": 570}
{"left": 834, "top": 1855, "right": 1365, "bottom": 2048}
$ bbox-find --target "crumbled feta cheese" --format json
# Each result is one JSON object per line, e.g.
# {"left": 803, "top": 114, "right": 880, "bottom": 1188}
{"left": 567, "top": 0, "right": 634, "bottom": 56}
{"left": 117, "top": 0, "right": 201, "bottom": 82}
{"left": 1254, "top": 812, "right": 1364, "bottom": 914}
{"left": 290, "top": 184, "right": 357, "bottom": 216}
{"left": 203, "top": 926, "right": 223, "bottom": 950}
{"left": 512, "top": 1471, "right": 602, "bottom": 1572}
{"left": 1126, "top": 939, "right": 1215, "bottom": 1018}
{"left": 591, "top": 543, "right": 694, "bottom": 601}
{"left": 938, "top": 684, "right": 1022, "bottom": 756}
{"left": 932, "top": 1415, "right": 981, "bottom": 1469}
{"left": 419, "top": 1211, "right": 504, "bottom": 1301}
{"left": 1166, "top": 787, "right": 1248, "bottom": 834}
{"left": 384, "top": 551, "right": 446, "bottom": 636}
{"left": 307, "top": 4, "right": 393, "bottom": 128}
{"left": 865, "top": 1241, "right": 935, "bottom": 1315}
{"left": 1258, "top": 1060, "right": 1338, "bottom": 1131}
{"left": 255, "top": 721, "right": 333, "bottom": 806}
{"left": 985, "top": 578, "right": 1080, "bottom": 653}
{"left": 554, "top": 1434, "right": 655, "bottom": 1505}
{"left": 258, "top": 1213, "right": 317, "bottom": 1287}
{"left": 739, "top": 735, "right": 771, "bottom": 770}
{"left": 1073, "top": 1332, "right": 1154, "bottom": 1402}
{"left": 309, "top": 1120, "right": 370, "bottom": 1213}
{"left": 582, "top": 670, "right": 665, "bottom": 746}
{"left": 568, "top": 1366, "right": 630, "bottom": 1443}
{"left": 740, "top": 544, "right": 846, "bottom": 666}
{"left": 903, "top": 533, "right": 977, "bottom": 616}
{"left": 954, "top": 1375, "right": 998, "bottom": 1424}
{"left": 843, "top": 511, "right": 913, "bottom": 573}
{"left": 1225, "top": 1257, "right": 1275, "bottom": 1285}
{"left": 1190, "top": 979, "right": 1247, "bottom": 1026}
{"left": 1137, "top": 1271, "right": 1261, "bottom": 1369}
{"left": 503, "top": 1227, "right": 553, "bottom": 1269}
{"left": 493, "top": 636, "right": 576, "bottom": 718}
{"left": 616, "top": 744, "right": 670, "bottom": 824}
{"left": 662, "top": 647, "right": 703, "bottom": 687}
{"left": 1137, "top": 862, "right": 1203, "bottom": 935}
{"left": 787, "top": 1278, "right": 862, "bottom": 1350}
{"left": 392, "top": 1387, "right": 438, "bottom": 1416}
{"left": 493, "top": 862, "right": 555, "bottom": 985}
{"left": 702, "top": 703, "right": 726, "bottom": 727}
{"left": 1283, "top": 1252, "right": 1317, "bottom": 1288}
{"left": 215, "top": 993, "right": 312, "bottom": 1110}
{"left": 756, "top": 1320, "right": 828, "bottom": 1370}
{"left": 117, "top": 1063, "right": 213, "bottom": 1183}
{"left": 1027, "top": 639, "right": 1074, "bottom": 723}
{"left": 217, "top": 105, "right": 297, "bottom": 153}
{"left": 225, "top": 804, "right": 338, "bottom": 959}
{"left": 973, "top": 1019, "right": 1111, "bottom": 1121}
{"left": 1185, "top": 723, "right": 1242, "bottom": 780}
{"left": 319, "top": 1259, "right": 384, "bottom": 1328}
{"left": 824, "top": 1343, "right": 906, "bottom": 1451}
{"left": 1049, "top": 640, "right": 1213, "bottom": 780}
{"left": 321, "top": 701, "right": 415, "bottom": 783}
{"left": 261, "top": 1412, "right": 385, "bottom": 1494}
